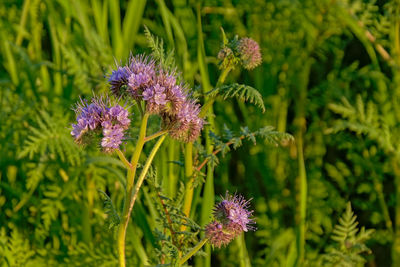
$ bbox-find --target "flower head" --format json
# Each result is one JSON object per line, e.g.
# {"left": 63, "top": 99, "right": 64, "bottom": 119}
{"left": 71, "top": 95, "right": 131, "bottom": 152}
{"left": 107, "top": 53, "right": 204, "bottom": 143}
{"left": 205, "top": 192, "right": 255, "bottom": 248}
{"left": 237, "top": 37, "right": 262, "bottom": 70}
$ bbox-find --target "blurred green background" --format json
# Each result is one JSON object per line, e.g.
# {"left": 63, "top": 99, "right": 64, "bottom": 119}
{"left": 1, "top": 0, "right": 400, "bottom": 266}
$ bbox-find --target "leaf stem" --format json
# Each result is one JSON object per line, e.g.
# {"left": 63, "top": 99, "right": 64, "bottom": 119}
{"left": 179, "top": 237, "right": 208, "bottom": 265}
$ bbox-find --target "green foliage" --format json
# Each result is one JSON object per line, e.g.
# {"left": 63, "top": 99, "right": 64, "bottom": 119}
{"left": 321, "top": 203, "right": 374, "bottom": 266}
{"left": 327, "top": 95, "right": 396, "bottom": 155}
{"left": 18, "top": 110, "right": 82, "bottom": 166}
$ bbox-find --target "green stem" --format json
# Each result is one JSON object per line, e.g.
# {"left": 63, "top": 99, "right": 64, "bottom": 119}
{"left": 127, "top": 134, "right": 167, "bottom": 220}
{"left": 16, "top": 0, "right": 31, "bottom": 46}
{"left": 179, "top": 237, "right": 208, "bottom": 265}
{"left": 144, "top": 130, "right": 168, "bottom": 142}
{"left": 183, "top": 142, "right": 193, "bottom": 218}
{"left": 183, "top": 67, "right": 231, "bottom": 220}
{"left": 295, "top": 130, "right": 307, "bottom": 267}
{"left": 116, "top": 149, "right": 131, "bottom": 169}
{"left": 199, "top": 66, "right": 232, "bottom": 118}
{"left": 117, "top": 113, "right": 149, "bottom": 267}
{"left": 294, "top": 60, "right": 311, "bottom": 267}
{"left": 236, "top": 233, "right": 251, "bottom": 267}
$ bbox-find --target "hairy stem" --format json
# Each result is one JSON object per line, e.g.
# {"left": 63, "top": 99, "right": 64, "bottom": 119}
{"left": 117, "top": 113, "right": 149, "bottom": 267}
{"left": 179, "top": 237, "right": 208, "bottom": 265}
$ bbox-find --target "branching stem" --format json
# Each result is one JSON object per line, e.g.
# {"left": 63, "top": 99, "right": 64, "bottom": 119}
{"left": 127, "top": 134, "right": 167, "bottom": 222}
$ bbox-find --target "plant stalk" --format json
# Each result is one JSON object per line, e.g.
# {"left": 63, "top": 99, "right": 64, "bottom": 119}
{"left": 117, "top": 113, "right": 149, "bottom": 267}
{"left": 127, "top": 134, "right": 167, "bottom": 220}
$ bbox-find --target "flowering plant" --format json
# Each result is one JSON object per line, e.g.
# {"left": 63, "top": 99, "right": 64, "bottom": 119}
{"left": 70, "top": 29, "right": 287, "bottom": 266}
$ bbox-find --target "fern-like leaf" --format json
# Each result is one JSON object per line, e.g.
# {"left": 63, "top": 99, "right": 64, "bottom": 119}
{"left": 208, "top": 83, "right": 266, "bottom": 112}
{"left": 322, "top": 202, "right": 374, "bottom": 266}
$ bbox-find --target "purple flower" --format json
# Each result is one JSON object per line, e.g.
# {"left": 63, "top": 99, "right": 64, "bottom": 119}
{"left": 143, "top": 84, "right": 168, "bottom": 114}
{"left": 205, "top": 192, "right": 255, "bottom": 248}
{"left": 108, "top": 105, "right": 131, "bottom": 127}
{"left": 108, "top": 66, "right": 130, "bottom": 97}
{"left": 71, "top": 95, "right": 131, "bottom": 152}
{"left": 237, "top": 37, "right": 262, "bottom": 70}
{"left": 213, "top": 192, "right": 255, "bottom": 232}
{"left": 101, "top": 126, "right": 125, "bottom": 152}
{"left": 71, "top": 98, "right": 104, "bottom": 143}
{"left": 127, "top": 55, "right": 156, "bottom": 97}
{"left": 158, "top": 73, "right": 187, "bottom": 116}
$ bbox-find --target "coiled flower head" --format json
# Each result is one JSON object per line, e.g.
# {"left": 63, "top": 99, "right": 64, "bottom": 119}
{"left": 71, "top": 95, "right": 131, "bottom": 152}
{"left": 237, "top": 37, "right": 262, "bottom": 70}
{"left": 205, "top": 192, "right": 255, "bottom": 248}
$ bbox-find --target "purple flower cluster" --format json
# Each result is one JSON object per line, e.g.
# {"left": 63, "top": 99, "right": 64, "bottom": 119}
{"left": 205, "top": 192, "right": 255, "bottom": 248}
{"left": 71, "top": 96, "right": 131, "bottom": 152}
{"left": 108, "top": 55, "right": 204, "bottom": 143}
